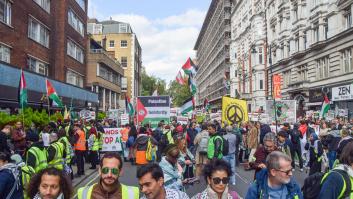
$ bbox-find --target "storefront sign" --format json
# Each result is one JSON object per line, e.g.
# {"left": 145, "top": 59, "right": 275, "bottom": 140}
{"left": 332, "top": 84, "right": 353, "bottom": 101}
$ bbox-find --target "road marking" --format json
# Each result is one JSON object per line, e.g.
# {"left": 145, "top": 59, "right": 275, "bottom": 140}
{"left": 235, "top": 172, "right": 251, "bottom": 185}
{"left": 72, "top": 173, "right": 100, "bottom": 199}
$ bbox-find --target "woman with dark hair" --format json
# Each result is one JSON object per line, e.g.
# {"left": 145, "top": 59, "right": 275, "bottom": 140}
{"left": 191, "top": 159, "right": 239, "bottom": 199}
{"left": 27, "top": 167, "right": 72, "bottom": 199}
{"left": 127, "top": 124, "right": 137, "bottom": 165}
{"left": 319, "top": 141, "right": 353, "bottom": 199}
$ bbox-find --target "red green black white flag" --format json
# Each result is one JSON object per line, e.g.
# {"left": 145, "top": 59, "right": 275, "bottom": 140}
{"left": 46, "top": 79, "right": 63, "bottom": 108}
{"left": 19, "top": 70, "right": 28, "bottom": 109}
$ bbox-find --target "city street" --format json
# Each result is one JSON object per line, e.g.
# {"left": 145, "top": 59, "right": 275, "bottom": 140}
{"left": 72, "top": 161, "right": 308, "bottom": 198}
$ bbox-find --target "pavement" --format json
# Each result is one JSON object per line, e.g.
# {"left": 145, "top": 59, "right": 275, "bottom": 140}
{"left": 71, "top": 161, "right": 309, "bottom": 199}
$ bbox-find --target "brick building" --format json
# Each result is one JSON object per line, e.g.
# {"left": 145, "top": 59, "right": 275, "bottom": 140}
{"left": 0, "top": 0, "right": 98, "bottom": 109}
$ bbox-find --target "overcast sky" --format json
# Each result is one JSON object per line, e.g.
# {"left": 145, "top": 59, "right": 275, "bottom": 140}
{"left": 88, "top": 0, "right": 210, "bottom": 84}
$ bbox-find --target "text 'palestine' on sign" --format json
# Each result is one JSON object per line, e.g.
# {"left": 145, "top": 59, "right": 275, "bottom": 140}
{"left": 222, "top": 97, "right": 248, "bottom": 125}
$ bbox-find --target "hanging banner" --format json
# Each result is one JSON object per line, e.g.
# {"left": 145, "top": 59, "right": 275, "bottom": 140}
{"left": 102, "top": 128, "right": 123, "bottom": 152}
{"left": 137, "top": 96, "right": 170, "bottom": 128}
{"left": 222, "top": 97, "right": 249, "bottom": 125}
{"left": 273, "top": 74, "right": 282, "bottom": 99}
{"left": 265, "top": 100, "right": 296, "bottom": 124}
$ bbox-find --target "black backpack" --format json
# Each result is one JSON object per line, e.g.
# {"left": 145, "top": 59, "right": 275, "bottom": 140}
{"left": 219, "top": 136, "right": 229, "bottom": 156}
{"left": 302, "top": 169, "right": 352, "bottom": 199}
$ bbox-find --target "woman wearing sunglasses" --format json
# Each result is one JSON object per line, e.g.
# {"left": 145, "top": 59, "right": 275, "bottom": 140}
{"left": 192, "top": 159, "right": 240, "bottom": 199}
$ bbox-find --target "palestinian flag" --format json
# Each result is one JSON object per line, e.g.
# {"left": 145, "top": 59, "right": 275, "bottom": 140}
{"left": 176, "top": 70, "right": 186, "bottom": 85}
{"left": 125, "top": 94, "right": 134, "bottom": 116}
{"left": 46, "top": 79, "right": 63, "bottom": 107}
{"left": 182, "top": 58, "right": 197, "bottom": 75}
{"left": 188, "top": 74, "right": 197, "bottom": 95}
{"left": 319, "top": 94, "right": 330, "bottom": 119}
{"left": 203, "top": 98, "right": 210, "bottom": 113}
{"left": 224, "top": 72, "right": 230, "bottom": 90}
{"left": 19, "top": 70, "right": 28, "bottom": 109}
{"left": 180, "top": 97, "right": 194, "bottom": 115}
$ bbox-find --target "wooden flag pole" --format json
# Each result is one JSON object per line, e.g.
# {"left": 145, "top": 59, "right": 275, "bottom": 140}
{"left": 47, "top": 95, "right": 51, "bottom": 118}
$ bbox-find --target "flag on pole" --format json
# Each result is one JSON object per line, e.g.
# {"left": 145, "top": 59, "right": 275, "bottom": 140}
{"left": 176, "top": 70, "right": 186, "bottom": 85}
{"left": 46, "top": 79, "right": 63, "bottom": 108}
{"left": 319, "top": 94, "right": 330, "bottom": 119}
{"left": 188, "top": 74, "right": 197, "bottom": 95}
{"left": 203, "top": 98, "right": 210, "bottom": 113}
{"left": 19, "top": 70, "right": 28, "bottom": 109}
{"left": 125, "top": 94, "right": 134, "bottom": 116}
{"left": 180, "top": 97, "right": 194, "bottom": 115}
{"left": 182, "top": 58, "right": 197, "bottom": 75}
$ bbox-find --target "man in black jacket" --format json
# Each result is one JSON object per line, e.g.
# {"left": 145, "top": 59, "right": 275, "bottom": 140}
{"left": 289, "top": 124, "right": 303, "bottom": 171}
{"left": 0, "top": 125, "right": 12, "bottom": 154}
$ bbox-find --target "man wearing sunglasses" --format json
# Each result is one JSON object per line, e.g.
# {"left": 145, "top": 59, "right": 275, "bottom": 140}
{"left": 245, "top": 151, "right": 303, "bottom": 199}
{"left": 137, "top": 163, "right": 190, "bottom": 199}
{"left": 78, "top": 152, "right": 139, "bottom": 199}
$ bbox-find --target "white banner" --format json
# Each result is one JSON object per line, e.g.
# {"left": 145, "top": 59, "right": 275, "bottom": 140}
{"left": 332, "top": 84, "right": 353, "bottom": 101}
{"left": 102, "top": 128, "right": 123, "bottom": 152}
{"left": 79, "top": 110, "right": 96, "bottom": 120}
{"left": 177, "top": 116, "right": 188, "bottom": 125}
{"left": 120, "top": 114, "right": 129, "bottom": 126}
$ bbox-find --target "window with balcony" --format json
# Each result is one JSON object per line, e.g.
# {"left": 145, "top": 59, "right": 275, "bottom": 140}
{"left": 344, "top": 8, "right": 352, "bottom": 29}
{"left": 342, "top": 48, "right": 353, "bottom": 73}
{"left": 121, "top": 57, "right": 127, "bottom": 68}
{"left": 33, "top": 0, "right": 50, "bottom": 13}
{"left": 66, "top": 69, "right": 83, "bottom": 87}
{"left": 109, "top": 40, "right": 115, "bottom": 48}
{"left": 67, "top": 39, "right": 84, "bottom": 63}
{"left": 27, "top": 56, "right": 48, "bottom": 76}
{"left": 297, "top": 65, "right": 307, "bottom": 82}
{"left": 121, "top": 40, "right": 127, "bottom": 48}
{"left": 0, "top": 0, "right": 11, "bottom": 25}
{"left": 75, "top": 0, "right": 85, "bottom": 11}
{"left": 0, "top": 44, "right": 10, "bottom": 63}
{"left": 28, "top": 17, "right": 49, "bottom": 48}
{"left": 316, "top": 56, "right": 329, "bottom": 80}
{"left": 68, "top": 9, "right": 84, "bottom": 36}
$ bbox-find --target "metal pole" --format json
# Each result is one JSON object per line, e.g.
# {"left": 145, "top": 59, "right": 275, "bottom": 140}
{"left": 269, "top": 46, "right": 278, "bottom": 133}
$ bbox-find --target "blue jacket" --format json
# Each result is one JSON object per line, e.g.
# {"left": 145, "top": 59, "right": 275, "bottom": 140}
{"left": 245, "top": 169, "right": 303, "bottom": 199}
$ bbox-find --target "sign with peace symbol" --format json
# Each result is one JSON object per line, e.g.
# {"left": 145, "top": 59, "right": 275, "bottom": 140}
{"left": 226, "top": 104, "right": 244, "bottom": 124}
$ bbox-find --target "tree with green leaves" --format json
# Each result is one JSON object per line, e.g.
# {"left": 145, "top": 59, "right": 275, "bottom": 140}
{"left": 141, "top": 67, "right": 167, "bottom": 96}
{"left": 167, "top": 80, "right": 192, "bottom": 107}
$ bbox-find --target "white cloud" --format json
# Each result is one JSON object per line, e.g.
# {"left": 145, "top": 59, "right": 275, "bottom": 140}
{"left": 107, "top": 10, "right": 206, "bottom": 84}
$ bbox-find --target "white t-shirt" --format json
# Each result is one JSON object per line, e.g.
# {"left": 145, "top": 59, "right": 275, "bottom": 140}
{"left": 42, "top": 132, "right": 50, "bottom": 147}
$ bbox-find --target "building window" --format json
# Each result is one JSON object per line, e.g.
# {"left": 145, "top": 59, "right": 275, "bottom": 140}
{"left": 67, "top": 39, "right": 84, "bottom": 63}
{"left": 293, "top": 5, "right": 298, "bottom": 21}
{"left": 0, "top": 0, "right": 11, "bottom": 25}
{"left": 258, "top": 47, "right": 263, "bottom": 64}
{"left": 316, "top": 57, "right": 329, "bottom": 80}
{"left": 295, "top": 34, "right": 299, "bottom": 52}
{"left": 345, "top": 8, "right": 352, "bottom": 29}
{"left": 121, "top": 57, "right": 127, "bottom": 68}
{"left": 259, "top": 79, "right": 264, "bottom": 90}
{"left": 109, "top": 40, "right": 115, "bottom": 48}
{"left": 304, "top": 31, "right": 307, "bottom": 49}
{"left": 313, "top": 22, "right": 319, "bottom": 42}
{"left": 75, "top": 0, "right": 85, "bottom": 11}
{"left": 68, "top": 9, "right": 84, "bottom": 36}
{"left": 0, "top": 44, "right": 10, "bottom": 63}
{"left": 297, "top": 65, "right": 307, "bottom": 82}
{"left": 324, "top": 18, "right": 328, "bottom": 39}
{"left": 283, "top": 70, "right": 291, "bottom": 88}
{"left": 119, "top": 24, "right": 128, "bottom": 33}
{"left": 28, "top": 17, "right": 49, "bottom": 48}
{"left": 27, "top": 56, "right": 48, "bottom": 76}
{"left": 93, "top": 24, "right": 102, "bottom": 34}
{"left": 121, "top": 40, "right": 127, "bottom": 48}
{"left": 342, "top": 48, "right": 353, "bottom": 73}
{"left": 33, "top": 0, "right": 50, "bottom": 13}
{"left": 66, "top": 69, "right": 83, "bottom": 87}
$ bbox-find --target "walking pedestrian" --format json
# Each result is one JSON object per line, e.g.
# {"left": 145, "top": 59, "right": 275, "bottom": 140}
{"left": 306, "top": 132, "right": 323, "bottom": 175}
{"left": 73, "top": 123, "right": 86, "bottom": 177}
{"left": 245, "top": 151, "right": 303, "bottom": 199}
{"left": 137, "top": 163, "right": 189, "bottom": 199}
{"left": 77, "top": 152, "right": 139, "bottom": 198}
{"left": 0, "top": 124, "right": 12, "bottom": 154}
{"left": 289, "top": 123, "right": 304, "bottom": 171}
{"left": 133, "top": 127, "right": 157, "bottom": 165}
{"left": 187, "top": 122, "right": 198, "bottom": 155}
{"left": 207, "top": 123, "right": 224, "bottom": 160}
{"left": 193, "top": 123, "right": 209, "bottom": 177}
{"left": 191, "top": 159, "right": 240, "bottom": 199}
{"left": 47, "top": 133, "right": 65, "bottom": 170}
{"left": 247, "top": 122, "right": 259, "bottom": 162}
{"left": 12, "top": 121, "right": 27, "bottom": 156}
{"left": 88, "top": 127, "right": 99, "bottom": 169}
{"left": 0, "top": 152, "right": 24, "bottom": 199}
{"left": 27, "top": 167, "right": 72, "bottom": 199}
{"left": 222, "top": 125, "right": 237, "bottom": 185}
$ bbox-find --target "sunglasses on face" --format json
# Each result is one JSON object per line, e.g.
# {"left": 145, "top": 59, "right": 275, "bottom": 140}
{"left": 101, "top": 167, "right": 119, "bottom": 175}
{"left": 276, "top": 168, "right": 292, "bottom": 175}
{"left": 212, "top": 177, "right": 229, "bottom": 185}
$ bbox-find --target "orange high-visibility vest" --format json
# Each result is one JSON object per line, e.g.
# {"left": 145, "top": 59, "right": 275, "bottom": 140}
{"left": 74, "top": 130, "right": 86, "bottom": 151}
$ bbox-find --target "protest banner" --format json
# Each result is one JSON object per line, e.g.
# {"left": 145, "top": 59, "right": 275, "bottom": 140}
{"left": 102, "top": 128, "right": 123, "bottom": 152}
{"left": 265, "top": 100, "right": 296, "bottom": 124}
{"left": 177, "top": 116, "right": 188, "bottom": 125}
{"left": 79, "top": 110, "right": 95, "bottom": 120}
{"left": 120, "top": 114, "right": 129, "bottom": 126}
{"left": 222, "top": 97, "right": 249, "bottom": 125}
{"left": 137, "top": 96, "right": 170, "bottom": 128}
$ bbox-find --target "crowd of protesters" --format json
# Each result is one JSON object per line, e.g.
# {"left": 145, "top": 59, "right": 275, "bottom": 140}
{"left": 1, "top": 114, "right": 353, "bottom": 198}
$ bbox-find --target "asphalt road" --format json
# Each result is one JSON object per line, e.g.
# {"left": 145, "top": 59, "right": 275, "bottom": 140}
{"left": 73, "top": 161, "right": 308, "bottom": 198}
